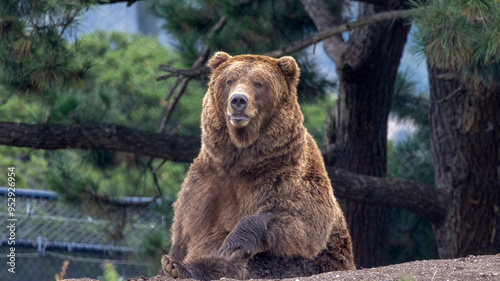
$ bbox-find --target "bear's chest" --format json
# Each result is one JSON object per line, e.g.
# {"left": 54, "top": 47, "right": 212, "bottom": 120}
{"left": 182, "top": 172, "right": 265, "bottom": 234}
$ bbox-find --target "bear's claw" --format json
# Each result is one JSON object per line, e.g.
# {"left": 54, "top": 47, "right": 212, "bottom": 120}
{"left": 161, "top": 255, "right": 187, "bottom": 279}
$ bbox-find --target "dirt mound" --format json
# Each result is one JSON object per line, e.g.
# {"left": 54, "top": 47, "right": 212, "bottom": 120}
{"left": 309, "top": 254, "right": 500, "bottom": 281}
{"left": 66, "top": 254, "right": 500, "bottom": 281}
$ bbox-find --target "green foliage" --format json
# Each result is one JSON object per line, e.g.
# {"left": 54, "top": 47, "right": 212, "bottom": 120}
{"left": 388, "top": 70, "right": 433, "bottom": 187}
{"left": 411, "top": 0, "right": 500, "bottom": 86}
{"left": 388, "top": 70, "right": 433, "bottom": 186}
{"left": 386, "top": 121, "right": 437, "bottom": 265}
{"left": 390, "top": 70, "right": 429, "bottom": 127}
{"left": 387, "top": 208, "right": 439, "bottom": 265}
{"left": 1, "top": 30, "right": 194, "bottom": 197}
{"left": 296, "top": 55, "right": 336, "bottom": 101}
{"left": 45, "top": 150, "right": 187, "bottom": 199}
{"left": 46, "top": 151, "right": 99, "bottom": 199}
{"left": 301, "top": 95, "right": 336, "bottom": 145}
{"left": 74, "top": 32, "right": 202, "bottom": 133}
{"left": 386, "top": 70, "right": 438, "bottom": 264}
{"left": 0, "top": 0, "right": 96, "bottom": 93}
{"left": 101, "top": 261, "right": 121, "bottom": 281}
{"left": 139, "top": 227, "right": 171, "bottom": 275}
{"left": 1, "top": 28, "right": 190, "bottom": 270}
{"left": 388, "top": 129, "right": 434, "bottom": 187}
{"left": 0, "top": 146, "right": 48, "bottom": 189}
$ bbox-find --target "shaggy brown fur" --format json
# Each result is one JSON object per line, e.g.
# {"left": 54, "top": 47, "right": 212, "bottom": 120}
{"left": 161, "top": 52, "right": 355, "bottom": 280}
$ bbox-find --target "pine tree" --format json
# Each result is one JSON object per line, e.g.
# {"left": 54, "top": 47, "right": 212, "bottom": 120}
{"left": 412, "top": 0, "right": 500, "bottom": 258}
{"left": 0, "top": 0, "right": 94, "bottom": 93}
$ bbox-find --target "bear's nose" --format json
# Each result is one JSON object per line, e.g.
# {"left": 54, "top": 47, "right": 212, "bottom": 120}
{"left": 230, "top": 94, "right": 248, "bottom": 111}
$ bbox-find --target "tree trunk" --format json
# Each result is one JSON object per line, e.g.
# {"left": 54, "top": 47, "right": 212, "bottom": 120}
{"left": 301, "top": 1, "right": 411, "bottom": 267}
{"left": 428, "top": 67, "right": 500, "bottom": 259}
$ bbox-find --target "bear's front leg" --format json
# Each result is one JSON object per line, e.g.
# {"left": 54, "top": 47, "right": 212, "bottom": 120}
{"left": 219, "top": 212, "right": 273, "bottom": 260}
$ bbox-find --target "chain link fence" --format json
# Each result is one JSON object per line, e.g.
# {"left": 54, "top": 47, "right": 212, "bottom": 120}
{"left": 1, "top": 187, "right": 166, "bottom": 280}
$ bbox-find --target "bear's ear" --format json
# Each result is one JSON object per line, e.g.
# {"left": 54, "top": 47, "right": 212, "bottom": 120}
{"left": 208, "top": 52, "right": 231, "bottom": 70}
{"left": 277, "top": 56, "right": 300, "bottom": 85}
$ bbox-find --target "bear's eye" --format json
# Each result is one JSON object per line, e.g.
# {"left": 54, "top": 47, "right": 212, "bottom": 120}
{"left": 226, "top": 80, "right": 233, "bottom": 86}
{"left": 254, "top": 82, "right": 263, "bottom": 88}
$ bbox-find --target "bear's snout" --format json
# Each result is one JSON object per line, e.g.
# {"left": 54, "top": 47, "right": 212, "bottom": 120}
{"left": 227, "top": 92, "right": 252, "bottom": 129}
{"left": 230, "top": 93, "right": 248, "bottom": 112}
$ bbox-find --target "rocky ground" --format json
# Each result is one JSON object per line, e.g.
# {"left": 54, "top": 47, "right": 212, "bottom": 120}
{"left": 65, "top": 254, "right": 500, "bottom": 281}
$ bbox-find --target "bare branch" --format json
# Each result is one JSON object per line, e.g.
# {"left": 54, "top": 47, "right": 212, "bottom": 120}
{"left": 156, "top": 74, "right": 177, "bottom": 81}
{"left": 158, "top": 64, "right": 210, "bottom": 79}
{"left": 97, "top": 0, "right": 144, "bottom": 6}
{"left": 157, "top": 16, "right": 227, "bottom": 82}
{"left": 163, "top": 77, "right": 183, "bottom": 101}
{"left": 151, "top": 159, "right": 168, "bottom": 174}
{"left": 352, "top": 0, "right": 411, "bottom": 7}
{"left": 299, "top": 0, "right": 347, "bottom": 63}
{"left": 264, "top": 9, "right": 412, "bottom": 58}
{"left": 158, "top": 77, "right": 192, "bottom": 133}
{"left": 147, "top": 160, "right": 163, "bottom": 197}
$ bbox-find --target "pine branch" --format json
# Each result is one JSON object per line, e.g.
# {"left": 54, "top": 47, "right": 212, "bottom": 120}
{"left": 0, "top": 121, "right": 447, "bottom": 224}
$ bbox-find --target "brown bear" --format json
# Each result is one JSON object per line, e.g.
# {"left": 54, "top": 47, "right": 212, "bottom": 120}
{"left": 161, "top": 52, "right": 355, "bottom": 280}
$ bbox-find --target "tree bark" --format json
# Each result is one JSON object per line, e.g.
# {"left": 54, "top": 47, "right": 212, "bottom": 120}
{"left": 428, "top": 68, "right": 500, "bottom": 259}
{"left": 0, "top": 122, "right": 200, "bottom": 162}
{"left": 0, "top": 121, "right": 447, "bottom": 224}
{"left": 301, "top": 0, "right": 411, "bottom": 268}
{"left": 325, "top": 167, "right": 447, "bottom": 225}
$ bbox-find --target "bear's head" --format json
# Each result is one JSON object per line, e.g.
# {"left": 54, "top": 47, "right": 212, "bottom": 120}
{"left": 201, "top": 52, "right": 305, "bottom": 169}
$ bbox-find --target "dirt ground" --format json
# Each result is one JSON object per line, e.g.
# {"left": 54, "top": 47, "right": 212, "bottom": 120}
{"left": 66, "top": 254, "right": 500, "bottom": 281}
